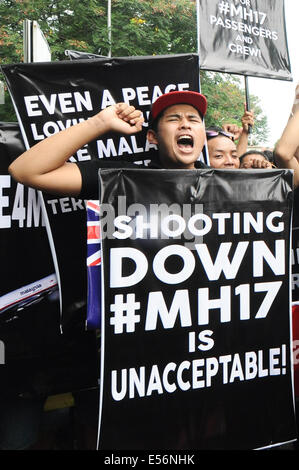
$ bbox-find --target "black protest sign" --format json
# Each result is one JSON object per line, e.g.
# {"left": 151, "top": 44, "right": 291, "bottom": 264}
{"left": 199, "top": 0, "right": 292, "bottom": 80}
{"left": 1, "top": 54, "right": 200, "bottom": 329}
{"left": 97, "top": 168, "right": 296, "bottom": 450}
{"left": 0, "top": 121, "right": 58, "bottom": 319}
{"left": 1, "top": 54, "right": 200, "bottom": 166}
{"left": 291, "top": 189, "right": 299, "bottom": 398}
{"left": 0, "top": 122, "right": 98, "bottom": 397}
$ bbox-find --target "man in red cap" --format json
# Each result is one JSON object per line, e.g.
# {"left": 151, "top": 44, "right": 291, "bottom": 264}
{"left": 9, "top": 91, "right": 208, "bottom": 199}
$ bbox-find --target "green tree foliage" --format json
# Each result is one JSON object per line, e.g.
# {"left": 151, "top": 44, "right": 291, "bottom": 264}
{"left": 106, "top": 0, "right": 197, "bottom": 56}
{"left": 0, "top": 0, "right": 197, "bottom": 62}
{"left": 0, "top": 0, "right": 268, "bottom": 143}
{"left": 201, "top": 71, "right": 269, "bottom": 145}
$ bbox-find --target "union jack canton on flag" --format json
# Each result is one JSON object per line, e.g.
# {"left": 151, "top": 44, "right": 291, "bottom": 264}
{"left": 86, "top": 200, "right": 101, "bottom": 329}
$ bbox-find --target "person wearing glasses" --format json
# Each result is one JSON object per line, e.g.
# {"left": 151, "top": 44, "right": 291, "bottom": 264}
{"left": 205, "top": 126, "right": 240, "bottom": 169}
{"left": 205, "top": 105, "right": 255, "bottom": 169}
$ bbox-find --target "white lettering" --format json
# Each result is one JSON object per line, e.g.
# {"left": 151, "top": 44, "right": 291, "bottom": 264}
{"left": 110, "top": 247, "right": 148, "bottom": 287}
{"left": 0, "top": 175, "right": 11, "bottom": 228}
{"left": 145, "top": 290, "right": 192, "bottom": 331}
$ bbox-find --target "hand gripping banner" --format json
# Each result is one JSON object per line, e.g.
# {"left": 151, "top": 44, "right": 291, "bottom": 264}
{"left": 199, "top": 0, "right": 292, "bottom": 80}
{"left": 97, "top": 168, "right": 296, "bottom": 450}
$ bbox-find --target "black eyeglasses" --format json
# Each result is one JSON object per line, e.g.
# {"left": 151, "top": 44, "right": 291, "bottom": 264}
{"left": 206, "top": 130, "right": 235, "bottom": 141}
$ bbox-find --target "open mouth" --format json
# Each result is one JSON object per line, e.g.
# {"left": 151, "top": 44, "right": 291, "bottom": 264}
{"left": 177, "top": 135, "right": 194, "bottom": 150}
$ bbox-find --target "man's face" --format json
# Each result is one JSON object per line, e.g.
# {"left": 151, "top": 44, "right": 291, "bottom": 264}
{"left": 240, "top": 154, "right": 267, "bottom": 168}
{"left": 207, "top": 136, "right": 240, "bottom": 169}
{"left": 147, "top": 104, "right": 206, "bottom": 169}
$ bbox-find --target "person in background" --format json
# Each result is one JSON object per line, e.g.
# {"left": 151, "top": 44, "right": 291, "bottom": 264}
{"left": 206, "top": 105, "right": 254, "bottom": 169}
{"left": 206, "top": 126, "right": 240, "bottom": 169}
{"left": 239, "top": 149, "right": 273, "bottom": 169}
{"left": 262, "top": 149, "right": 275, "bottom": 164}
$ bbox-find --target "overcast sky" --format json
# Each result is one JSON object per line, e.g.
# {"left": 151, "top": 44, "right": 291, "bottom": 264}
{"left": 247, "top": 0, "right": 299, "bottom": 147}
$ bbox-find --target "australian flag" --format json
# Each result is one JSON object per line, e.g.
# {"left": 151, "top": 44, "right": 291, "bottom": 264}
{"left": 86, "top": 200, "right": 101, "bottom": 329}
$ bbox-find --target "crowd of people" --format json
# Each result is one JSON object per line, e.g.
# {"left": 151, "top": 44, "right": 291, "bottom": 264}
{"left": 5, "top": 81, "right": 299, "bottom": 450}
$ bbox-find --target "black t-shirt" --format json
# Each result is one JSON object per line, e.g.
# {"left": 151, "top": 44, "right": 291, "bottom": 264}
{"left": 76, "top": 158, "right": 208, "bottom": 200}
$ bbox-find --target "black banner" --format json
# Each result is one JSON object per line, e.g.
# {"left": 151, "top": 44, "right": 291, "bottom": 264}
{"left": 199, "top": 0, "right": 292, "bottom": 80}
{"left": 0, "top": 122, "right": 99, "bottom": 398}
{"left": 1, "top": 54, "right": 201, "bottom": 329}
{"left": 0, "top": 121, "right": 58, "bottom": 318}
{"left": 97, "top": 168, "right": 296, "bottom": 450}
{"left": 291, "top": 189, "right": 299, "bottom": 397}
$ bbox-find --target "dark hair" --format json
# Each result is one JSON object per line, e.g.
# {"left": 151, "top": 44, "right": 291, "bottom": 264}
{"left": 262, "top": 150, "right": 274, "bottom": 162}
{"left": 240, "top": 150, "right": 269, "bottom": 162}
{"left": 148, "top": 113, "right": 160, "bottom": 132}
{"left": 206, "top": 125, "right": 223, "bottom": 133}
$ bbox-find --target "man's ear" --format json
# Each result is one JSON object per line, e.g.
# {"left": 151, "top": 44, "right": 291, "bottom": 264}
{"left": 146, "top": 129, "right": 158, "bottom": 145}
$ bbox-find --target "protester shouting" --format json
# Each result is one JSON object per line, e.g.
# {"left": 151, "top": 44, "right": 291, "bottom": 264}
{"left": 9, "top": 91, "right": 208, "bottom": 200}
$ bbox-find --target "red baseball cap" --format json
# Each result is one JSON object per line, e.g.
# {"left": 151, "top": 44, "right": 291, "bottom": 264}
{"left": 149, "top": 90, "right": 207, "bottom": 127}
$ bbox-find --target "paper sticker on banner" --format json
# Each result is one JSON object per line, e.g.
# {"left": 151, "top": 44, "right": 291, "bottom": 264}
{"left": 1, "top": 274, "right": 58, "bottom": 314}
